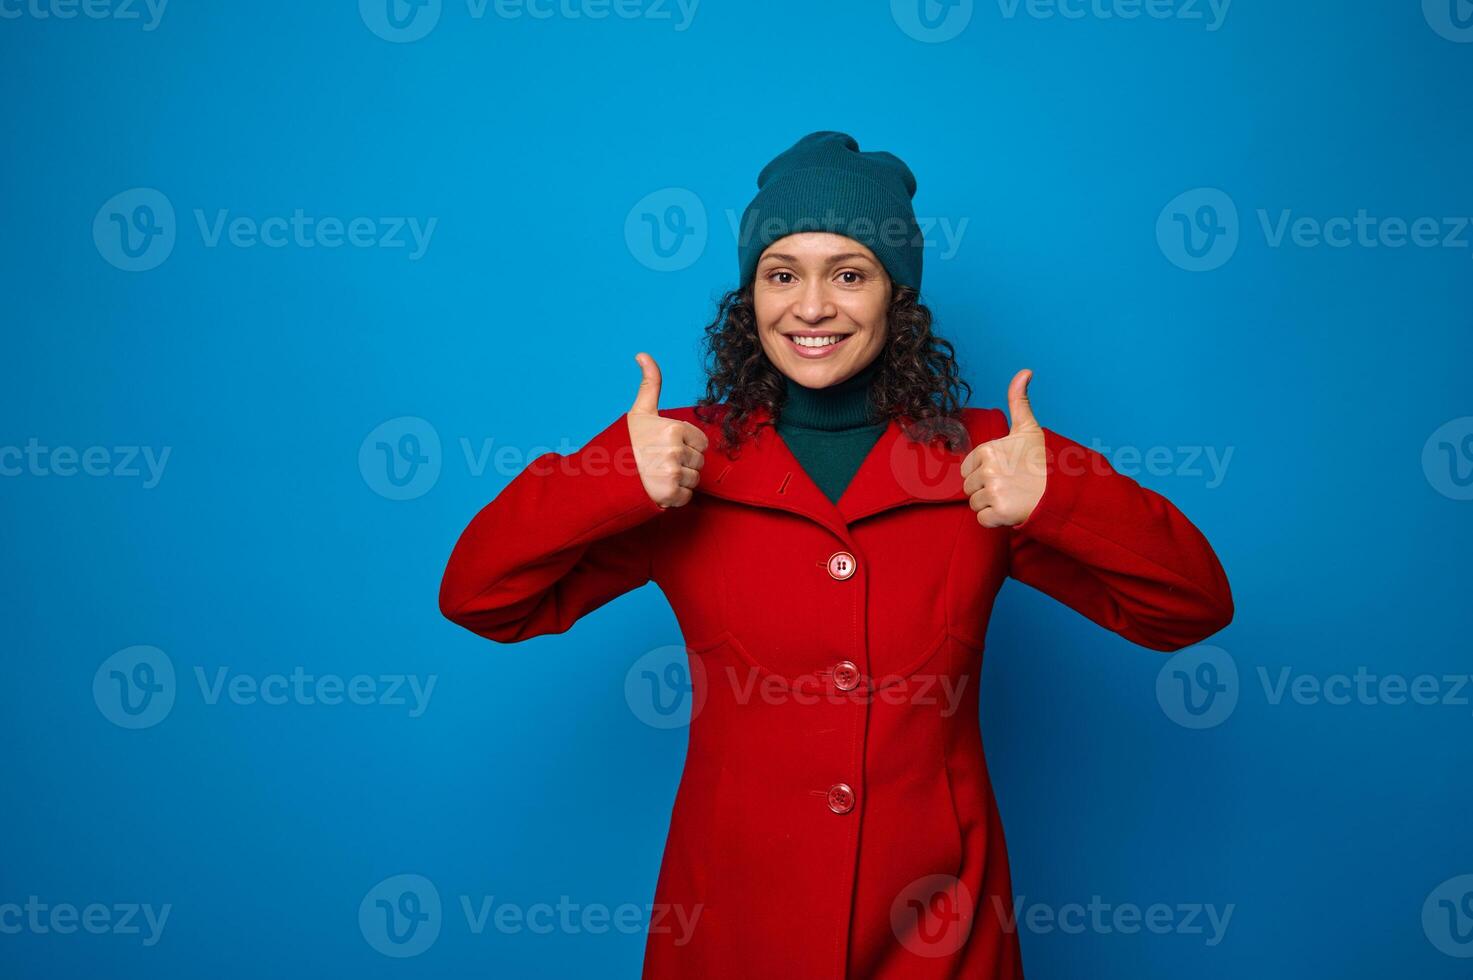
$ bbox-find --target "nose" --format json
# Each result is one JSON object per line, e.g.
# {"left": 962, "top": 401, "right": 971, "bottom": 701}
{"left": 792, "top": 279, "right": 835, "bottom": 324}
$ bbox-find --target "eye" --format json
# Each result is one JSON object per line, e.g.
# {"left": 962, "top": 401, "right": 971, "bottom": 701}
{"left": 836, "top": 270, "right": 866, "bottom": 285}
{"left": 766, "top": 270, "right": 797, "bottom": 285}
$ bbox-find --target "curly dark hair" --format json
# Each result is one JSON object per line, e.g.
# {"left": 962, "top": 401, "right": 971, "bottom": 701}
{"left": 693, "top": 281, "right": 972, "bottom": 457}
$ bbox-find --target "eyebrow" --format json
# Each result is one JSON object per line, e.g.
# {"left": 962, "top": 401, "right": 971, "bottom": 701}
{"left": 759, "top": 252, "right": 877, "bottom": 266}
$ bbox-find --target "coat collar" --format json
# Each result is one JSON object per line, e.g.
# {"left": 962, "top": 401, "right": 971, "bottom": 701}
{"left": 677, "top": 404, "right": 972, "bottom": 543}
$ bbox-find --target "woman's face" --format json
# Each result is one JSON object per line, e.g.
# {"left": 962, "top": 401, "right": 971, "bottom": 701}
{"left": 752, "top": 232, "right": 892, "bottom": 389}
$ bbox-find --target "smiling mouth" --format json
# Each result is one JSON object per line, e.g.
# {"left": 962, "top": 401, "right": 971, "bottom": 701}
{"left": 786, "top": 333, "right": 852, "bottom": 356}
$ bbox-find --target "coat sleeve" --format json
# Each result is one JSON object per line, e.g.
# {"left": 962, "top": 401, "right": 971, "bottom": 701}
{"left": 1004, "top": 414, "right": 1234, "bottom": 652}
{"left": 438, "top": 413, "right": 670, "bottom": 643}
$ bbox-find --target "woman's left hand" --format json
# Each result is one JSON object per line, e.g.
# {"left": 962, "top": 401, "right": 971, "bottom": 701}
{"left": 961, "top": 369, "right": 1048, "bottom": 528}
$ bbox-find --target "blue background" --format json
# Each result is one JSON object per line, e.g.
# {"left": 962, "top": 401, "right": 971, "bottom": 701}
{"left": 3, "top": 1, "right": 1471, "bottom": 977}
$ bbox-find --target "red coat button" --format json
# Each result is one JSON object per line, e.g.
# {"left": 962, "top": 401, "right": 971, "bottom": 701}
{"left": 827, "top": 782, "right": 855, "bottom": 814}
{"left": 833, "top": 661, "right": 860, "bottom": 691}
{"left": 826, "top": 552, "right": 856, "bottom": 580}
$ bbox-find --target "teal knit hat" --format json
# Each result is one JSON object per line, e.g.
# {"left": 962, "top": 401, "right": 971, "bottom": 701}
{"left": 736, "top": 131, "right": 924, "bottom": 292}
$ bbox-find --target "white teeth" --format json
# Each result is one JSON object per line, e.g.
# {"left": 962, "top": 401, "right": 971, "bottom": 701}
{"left": 792, "top": 335, "right": 843, "bottom": 348}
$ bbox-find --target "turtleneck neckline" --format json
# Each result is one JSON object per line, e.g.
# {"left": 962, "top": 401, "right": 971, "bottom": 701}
{"left": 778, "top": 359, "right": 884, "bottom": 432}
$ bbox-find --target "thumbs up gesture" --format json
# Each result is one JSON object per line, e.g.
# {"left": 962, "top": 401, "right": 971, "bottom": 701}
{"left": 627, "top": 352, "right": 709, "bottom": 509}
{"left": 961, "top": 369, "right": 1048, "bottom": 528}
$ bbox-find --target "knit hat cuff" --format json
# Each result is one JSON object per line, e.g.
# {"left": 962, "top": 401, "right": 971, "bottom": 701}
{"left": 736, "top": 167, "right": 924, "bottom": 290}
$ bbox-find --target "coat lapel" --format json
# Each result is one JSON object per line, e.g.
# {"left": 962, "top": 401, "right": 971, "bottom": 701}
{"left": 694, "top": 406, "right": 849, "bottom": 542}
{"left": 692, "top": 405, "right": 971, "bottom": 541}
{"left": 836, "top": 418, "right": 970, "bottom": 522}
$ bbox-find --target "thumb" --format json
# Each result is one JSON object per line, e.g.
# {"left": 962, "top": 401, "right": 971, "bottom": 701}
{"left": 630, "top": 352, "right": 663, "bottom": 415}
{"left": 1006, "top": 368, "right": 1040, "bottom": 433}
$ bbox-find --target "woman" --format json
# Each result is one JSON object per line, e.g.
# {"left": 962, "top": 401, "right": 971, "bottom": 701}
{"left": 439, "top": 131, "right": 1233, "bottom": 979}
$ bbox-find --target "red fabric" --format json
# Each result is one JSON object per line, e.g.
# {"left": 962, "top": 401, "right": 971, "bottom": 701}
{"left": 439, "top": 404, "right": 1233, "bottom": 979}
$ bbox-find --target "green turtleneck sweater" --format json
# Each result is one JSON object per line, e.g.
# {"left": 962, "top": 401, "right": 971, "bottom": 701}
{"left": 775, "top": 359, "right": 888, "bottom": 505}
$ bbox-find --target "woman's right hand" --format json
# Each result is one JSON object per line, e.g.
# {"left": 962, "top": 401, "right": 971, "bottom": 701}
{"left": 627, "top": 352, "right": 708, "bottom": 509}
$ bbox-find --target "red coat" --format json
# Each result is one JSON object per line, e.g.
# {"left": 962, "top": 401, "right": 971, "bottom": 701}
{"left": 439, "top": 402, "right": 1233, "bottom": 979}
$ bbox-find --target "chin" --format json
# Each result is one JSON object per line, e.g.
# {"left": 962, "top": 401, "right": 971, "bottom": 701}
{"left": 784, "top": 360, "right": 851, "bottom": 388}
